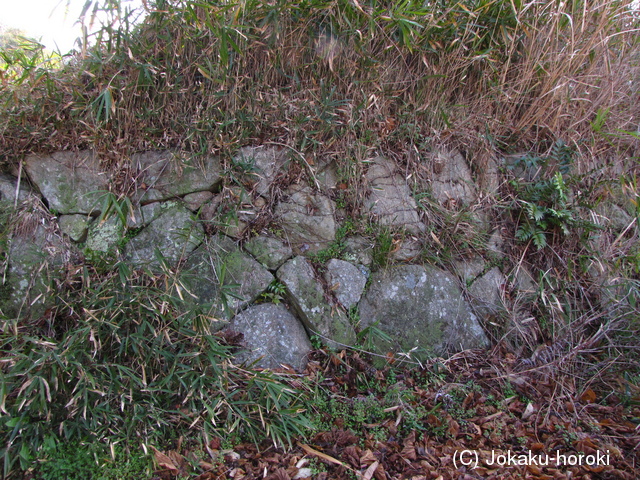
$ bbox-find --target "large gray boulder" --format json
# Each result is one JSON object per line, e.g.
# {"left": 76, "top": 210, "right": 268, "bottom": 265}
{"left": 228, "top": 303, "right": 311, "bottom": 371}
{"left": 277, "top": 256, "right": 356, "bottom": 348}
{"left": 359, "top": 264, "right": 488, "bottom": 360}
{"left": 25, "top": 150, "right": 109, "bottom": 214}
{"left": 275, "top": 185, "right": 336, "bottom": 254}
{"left": 131, "top": 151, "right": 222, "bottom": 203}
{"left": 124, "top": 203, "right": 204, "bottom": 270}
{"left": 365, "top": 157, "right": 425, "bottom": 234}
{"left": 180, "top": 235, "right": 274, "bottom": 323}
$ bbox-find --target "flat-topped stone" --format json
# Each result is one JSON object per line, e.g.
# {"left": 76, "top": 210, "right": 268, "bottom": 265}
{"left": 228, "top": 303, "right": 311, "bottom": 371}
{"left": 365, "top": 156, "right": 425, "bottom": 234}
{"left": 359, "top": 264, "right": 488, "bottom": 361}
{"left": 25, "top": 150, "right": 108, "bottom": 214}
{"left": 275, "top": 185, "right": 337, "bottom": 254}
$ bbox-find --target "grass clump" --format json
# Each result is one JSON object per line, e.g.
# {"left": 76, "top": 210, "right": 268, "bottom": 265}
{"left": 35, "top": 442, "right": 150, "bottom": 480}
{"left": 0, "top": 263, "right": 312, "bottom": 476}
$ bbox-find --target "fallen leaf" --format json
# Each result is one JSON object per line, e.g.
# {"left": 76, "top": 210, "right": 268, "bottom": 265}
{"left": 359, "top": 460, "right": 379, "bottom": 480}
{"left": 580, "top": 388, "right": 597, "bottom": 403}
{"left": 150, "top": 446, "right": 179, "bottom": 473}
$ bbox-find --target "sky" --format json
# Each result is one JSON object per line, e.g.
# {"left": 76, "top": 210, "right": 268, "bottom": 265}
{"left": 0, "top": 0, "right": 145, "bottom": 54}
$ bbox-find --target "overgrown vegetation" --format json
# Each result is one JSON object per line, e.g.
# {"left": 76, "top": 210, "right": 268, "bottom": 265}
{"left": 1, "top": 0, "right": 640, "bottom": 477}
{"left": 510, "top": 140, "right": 578, "bottom": 250}
{"left": 1, "top": 0, "right": 638, "bottom": 171}
{"left": 0, "top": 253, "right": 311, "bottom": 477}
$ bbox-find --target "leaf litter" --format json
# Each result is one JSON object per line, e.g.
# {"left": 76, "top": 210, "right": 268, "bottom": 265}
{"left": 148, "top": 345, "right": 640, "bottom": 480}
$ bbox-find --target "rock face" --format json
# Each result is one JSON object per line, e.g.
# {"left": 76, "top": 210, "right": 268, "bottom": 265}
{"left": 468, "top": 267, "right": 506, "bottom": 317}
{"left": 131, "top": 150, "right": 222, "bottom": 203}
{"left": 244, "top": 235, "right": 293, "bottom": 270}
{"left": 11, "top": 146, "right": 506, "bottom": 365}
{"left": 365, "top": 157, "right": 425, "bottom": 234}
{"left": 453, "top": 257, "right": 486, "bottom": 284}
{"left": 85, "top": 216, "right": 124, "bottom": 254}
{"left": 25, "top": 150, "right": 109, "bottom": 214}
{"left": 127, "top": 202, "right": 164, "bottom": 229}
{"left": 359, "top": 265, "right": 488, "bottom": 359}
{"left": 276, "top": 185, "right": 336, "bottom": 254}
{"left": 324, "top": 259, "right": 367, "bottom": 309}
{"left": 125, "top": 203, "right": 204, "bottom": 270}
{"left": 183, "top": 191, "right": 214, "bottom": 212}
{"left": 0, "top": 174, "right": 37, "bottom": 204}
{"left": 431, "top": 150, "right": 477, "bottom": 207}
{"left": 2, "top": 225, "right": 68, "bottom": 319}
{"left": 58, "top": 214, "right": 90, "bottom": 242}
{"left": 595, "top": 202, "right": 634, "bottom": 233}
{"left": 181, "top": 235, "right": 274, "bottom": 322}
{"left": 343, "top": 237, "right": 374, "bottom": 266}
{"left": 228, "top": 303, "right": 311, "bottom": 371}
{"left": 233, "top": 146, "right": 288, "bottom": 197}
{"left": 277, "top": 256, "right": 356, "bottom": 348}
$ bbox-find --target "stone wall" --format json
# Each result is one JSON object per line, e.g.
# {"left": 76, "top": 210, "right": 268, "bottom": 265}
{"left": 1, "top": 147, "right": 633, "bottom": 370}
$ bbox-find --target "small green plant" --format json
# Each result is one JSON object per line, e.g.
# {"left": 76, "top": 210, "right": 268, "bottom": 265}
{"left": 259, "top": 280, "right": 287, "bottom": 305}
{"left": 372, "top": 228, "right": 394, "bottom": 269}
{"left": 308, "top": 457, "right": 327, "bottom": 475}
{"left": 308, "top": 240, "right": 345, "bottom": 264}
{"left": 357, "top": 321, "right": 393, "bottom": 360}
{"left": 212, "top": 259, "right": 244, "bottom": 319}
{"left": 510, "top": 140, "right": 577, "bottom": 250}
{"left": 93, "top": 191, "right": 134, "bottom": 227}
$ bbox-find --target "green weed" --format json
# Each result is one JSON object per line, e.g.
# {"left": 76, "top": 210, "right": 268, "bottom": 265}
{"left": 510, "top": 140, "right": 579, "bottom": 250}
{"left": 36, "top": 442, "right": 151, "bottom": 480}
{"left": 259, "top": 280, "right": 287, "bottom": 305}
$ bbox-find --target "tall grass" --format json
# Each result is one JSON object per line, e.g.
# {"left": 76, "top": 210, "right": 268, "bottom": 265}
{"left": 0, "top": 258, "right": 311, "bottom": 476}
{"left": 0, "top": 0, "right": 637, "bottom": 171}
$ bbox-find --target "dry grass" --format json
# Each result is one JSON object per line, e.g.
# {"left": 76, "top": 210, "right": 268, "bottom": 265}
{"left": 0, "top": 0, "right": 637, "bottom": 177}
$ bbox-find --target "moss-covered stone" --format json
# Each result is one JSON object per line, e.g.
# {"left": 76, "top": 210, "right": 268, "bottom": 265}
{"left": 275, "top": 185, "right": 337, "bottom": 254}
{"left": 85, "top": 216, "right": 124, "bottom": 253}
{"left": 359, "top": 264, "right": 488, "bottom": 361}
{"left": 24, "top": 151, "right": 108, "bottom": 214}
{"left": 244, "top": 235, "right": 293, "bottom": 270}
{"left": 131, "top": 151, "right": 222, "bottom": 204}
{"left": 124, "top": 203, "right": 204, "bottom": 270}
{"left": 59, "top": 214, "right": 90, "bottom": 242}
{"left": 277, "top": 256, "right": 356, "bottom": 349}
{"left": 1, "top": 225, "right": 67, "bottom": 319}
{"left": 180, "top": 234, "right": 274, "bottom": 323}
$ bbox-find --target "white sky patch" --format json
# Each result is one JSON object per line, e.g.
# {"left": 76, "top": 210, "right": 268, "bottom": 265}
{"left": 0, "top": 0, "right": 144, "bottom": 54}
